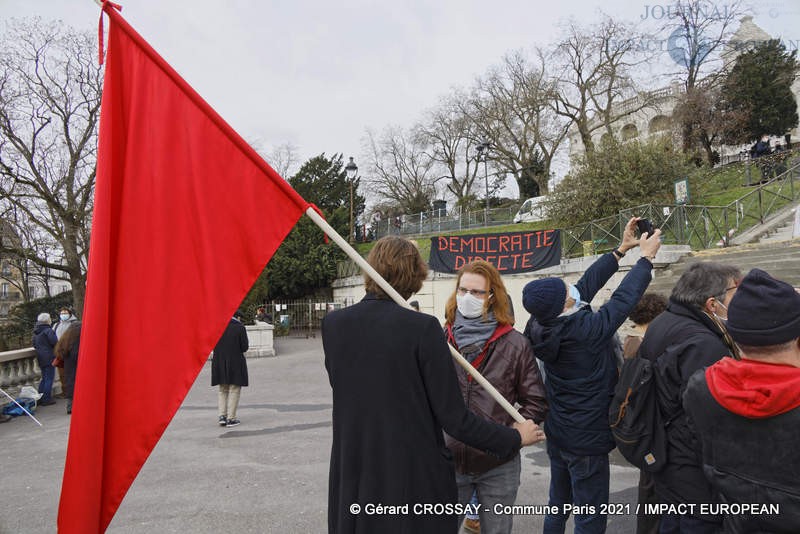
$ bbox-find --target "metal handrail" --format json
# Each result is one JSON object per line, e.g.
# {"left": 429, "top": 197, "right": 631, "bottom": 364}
{"left": 338, "top": 157, "right": 799, "bottom": 271}
{"left": 567, "top": 159, "right": 800, "bottom": 257}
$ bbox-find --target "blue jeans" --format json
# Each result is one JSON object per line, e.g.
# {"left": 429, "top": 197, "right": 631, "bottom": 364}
{"left": 543, "top": 440, "right": 609, "bottom": 534}
{"left": 38, "top": 364, "right": 55, "bottom": 402}
{"left": 456, "top": 454, "right": 521, "bottom": 534}
{"left": 659, "top": 513, "right": 720, "bottom": 534}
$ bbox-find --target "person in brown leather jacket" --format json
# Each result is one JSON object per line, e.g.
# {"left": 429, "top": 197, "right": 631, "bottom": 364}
{"left": 444, "top": 260, "right": 548, "bottom": 534}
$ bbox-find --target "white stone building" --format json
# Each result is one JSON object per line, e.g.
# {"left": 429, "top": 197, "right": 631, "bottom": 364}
{"left": 567, "top": 17, "right": 800, "bottom": 164}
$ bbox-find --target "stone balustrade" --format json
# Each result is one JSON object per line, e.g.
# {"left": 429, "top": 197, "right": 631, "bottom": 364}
{"left": 0, "top": 348, "right": 61, "bottom": 399}
{"left": 1, "top": 323, "right": 275, "bottom": 400}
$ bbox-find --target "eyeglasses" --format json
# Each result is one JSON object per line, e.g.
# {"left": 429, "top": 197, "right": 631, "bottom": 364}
{"left": 725, "top": 286, "right": 738, "bottom": 292}
{"left": 457, "top": 287, "right": 490, "bottom": 297}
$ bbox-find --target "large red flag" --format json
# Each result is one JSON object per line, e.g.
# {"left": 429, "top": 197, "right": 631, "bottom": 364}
{"left": 58, "top": 6, "right": 309, "bottom": 532}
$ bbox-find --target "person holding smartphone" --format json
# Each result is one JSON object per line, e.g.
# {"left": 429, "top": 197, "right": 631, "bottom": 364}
{"left": 522, "top": 217, "right": 661, "bottom": 534}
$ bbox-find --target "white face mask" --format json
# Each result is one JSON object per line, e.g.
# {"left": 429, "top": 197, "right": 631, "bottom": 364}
{"left": 713, "top": 300, "right": 728, "bottom": 322}
{"left": 59, "top": 313, "right": 70, "bottom": 321}
{"left": 456, "top": 293, "right": 485, "bottom": 319}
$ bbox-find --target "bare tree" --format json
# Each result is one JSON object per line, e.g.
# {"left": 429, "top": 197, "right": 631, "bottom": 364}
{"left": 662, "top": 0, "right": 746, "bottom": 151}
{"left": 672, "top": 84, "right": 750, "bottom": 165}
{"left": 0, "top": 18, "right": 101, "bottom": 315}
{"left": 462, "top": 51, "right": 570, "bottom": 197}
{"left": 664, "top": 0, "right": 745, "bottom": 91}
{"left": 248, "top": 139, "right": 299, "bottom": 179}
{"left": 363, "top": 126, "right": 438, "bottom": 214}
{"left": 416, "top": 95, "right": 485, "bottom": 209}
{"left": 0, "top": 210, "right": 69, "bottom": 301}
{"left": 549, "top": 16, "right": 651, "bottom": 155}
{"left": 266, "top": 141, "right": 299, "bottom": 179}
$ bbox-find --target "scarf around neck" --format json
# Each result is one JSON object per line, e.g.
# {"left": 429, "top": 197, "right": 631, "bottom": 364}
{"left": 452, "top": 310, "right": 498, "bottom": 362}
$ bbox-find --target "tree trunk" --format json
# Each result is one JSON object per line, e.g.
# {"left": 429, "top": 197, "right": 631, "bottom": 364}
{"left": 579, "top": 126, "right": 596, "bottom": 155}
{"left": 70, "top": 271, "right": 86, "bottom": 317}
{"left": 62, "top": 224, "right": 86, "bottom": 316}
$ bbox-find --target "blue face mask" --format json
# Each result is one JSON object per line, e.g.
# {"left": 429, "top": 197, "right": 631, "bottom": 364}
{"left": 560, "top": 284, "right": 583, "bottom": 317}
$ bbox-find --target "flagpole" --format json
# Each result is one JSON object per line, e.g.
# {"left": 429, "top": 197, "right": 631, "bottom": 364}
{"left": 0, "top": 386, "right": 43, "bottom": 427}
{"left": 304, "top": 207, "right": 525, "bottom": 423}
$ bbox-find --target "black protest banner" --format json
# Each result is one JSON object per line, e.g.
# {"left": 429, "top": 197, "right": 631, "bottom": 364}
{"left": 429, "top": 230, "right": 561, "bottom": 274}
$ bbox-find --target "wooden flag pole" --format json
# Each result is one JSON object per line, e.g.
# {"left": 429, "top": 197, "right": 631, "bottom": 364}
{"left": 305, "top": 207, "right": 525, "bottom": 423}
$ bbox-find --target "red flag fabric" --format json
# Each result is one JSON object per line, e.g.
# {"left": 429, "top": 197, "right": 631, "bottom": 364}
{"left": 58, "top": 7, "right": 308, "bottom": 532}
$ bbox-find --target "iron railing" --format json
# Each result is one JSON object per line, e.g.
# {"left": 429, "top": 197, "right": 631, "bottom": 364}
{"left": 267, "top": 297, "right": 355, "bottom": 338}
{"left": 338, "top": 155, "right": 799, "bottom": 275}
{"left": 562, "top": 159, "right": 800, "bottom": 257}
{"left": 364, "top": 205, "right": 521, "bottom": 241}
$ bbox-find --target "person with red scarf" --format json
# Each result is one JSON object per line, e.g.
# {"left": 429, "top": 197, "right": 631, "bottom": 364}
{"left": 444, "top": 260, "right": 548, "bottom": 534}
{"left": 684, "top": 268, "right": 800, "bottom": 533}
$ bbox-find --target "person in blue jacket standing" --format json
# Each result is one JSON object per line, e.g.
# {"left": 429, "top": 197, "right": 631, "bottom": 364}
{"left": 32, "top": 312, "right": 59, "bottom": 406}
{"left": 522, "top": 217, "right": 661, "bottom": 534}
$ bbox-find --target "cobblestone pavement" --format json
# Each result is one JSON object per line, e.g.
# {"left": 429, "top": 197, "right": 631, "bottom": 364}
{"left": 0, "top": 336, "right": 638, "bottom": 533}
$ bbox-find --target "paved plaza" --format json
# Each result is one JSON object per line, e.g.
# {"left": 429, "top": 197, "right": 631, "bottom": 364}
{"left": 1, "top": 336, "right": 639, "bottom": 533}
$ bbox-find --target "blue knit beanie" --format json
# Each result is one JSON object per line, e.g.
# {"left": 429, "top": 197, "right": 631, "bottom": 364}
{"left": 727, "top": 268, "right": 800, "bottom": 346}
{"left": 523, "top": 277, "right": 566, "bottom": 323}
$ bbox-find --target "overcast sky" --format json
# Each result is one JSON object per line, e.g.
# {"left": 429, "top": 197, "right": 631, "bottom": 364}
{"left": 3, "top": 0, "right": 798, "bottom": 195}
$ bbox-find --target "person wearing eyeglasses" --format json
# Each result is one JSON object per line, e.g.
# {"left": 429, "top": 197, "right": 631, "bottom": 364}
{"left": 636, "top": 262, "right": 742, "bottom": 534}
{"left": 443, "top": 260, "right": 548, "bottom": 534}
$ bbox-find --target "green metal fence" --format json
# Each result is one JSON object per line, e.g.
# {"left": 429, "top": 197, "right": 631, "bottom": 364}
{"left": 562, "top": 160, "right": 800, "bottom": 258}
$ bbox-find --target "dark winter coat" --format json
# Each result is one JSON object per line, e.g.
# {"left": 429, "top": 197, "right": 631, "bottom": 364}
{"left": 684, "top": 360, "right": 800, "bottom": 533}
{"left": 638, "top": 300, "right": 733, "bottom": 517}
{"left": 524, "top": 254, "right": 654, "bottom": 456}
{"left": 445, "top": 325, "right": 547, "bottom": 475}
{"left": 61, "top": 324, "right": 82, "bottom": 398}
{"left": 322, "top": 294, "right": 521, "bottom": 534}
{"left": 211, "top": 318, "right": 249, "bottom": 387}
{"left": 32, "top": 323, "right": 58, "bottom": 368}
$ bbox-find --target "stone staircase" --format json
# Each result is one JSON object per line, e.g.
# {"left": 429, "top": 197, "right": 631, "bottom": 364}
{"left": 645, "top": 200, "right": 800, "bottom": 295}
{"left": 757, "top": 206, "right": 799, "bottom": 244}
{"left": 648, "top": 236, "right": 800, "bottom": 296}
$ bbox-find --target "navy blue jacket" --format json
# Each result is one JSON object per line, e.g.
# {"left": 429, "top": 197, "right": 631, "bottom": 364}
{"left": 524, "top": 253, "right": 654, "bottom": 455}
{"left": 32, "top": 323, "right": 58, "bottom": 368}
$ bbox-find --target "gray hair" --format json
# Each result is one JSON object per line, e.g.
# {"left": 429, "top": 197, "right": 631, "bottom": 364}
{"left": 36, "top": 312, "right": 52, "bottom": 324}
{"left": 671, "top": 262, "right": 742, "bottom": 310}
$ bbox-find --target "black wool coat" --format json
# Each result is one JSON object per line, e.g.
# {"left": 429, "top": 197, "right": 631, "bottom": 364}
{"left": 322, "top": 295, "right": 521, "bottom": 534}
{"left": 211, "top": 318, "right": 249, "bottom": 387}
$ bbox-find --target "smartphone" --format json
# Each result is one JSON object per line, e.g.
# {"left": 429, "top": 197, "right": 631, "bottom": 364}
{"left": 636, "top": 218, "right": 655, "bottom": 236}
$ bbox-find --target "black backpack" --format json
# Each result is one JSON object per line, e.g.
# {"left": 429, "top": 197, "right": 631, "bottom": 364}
{"left": 609, "top": 355, "right": 667, "bottom": 472}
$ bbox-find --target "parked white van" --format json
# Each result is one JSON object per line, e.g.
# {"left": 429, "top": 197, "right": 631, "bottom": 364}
{"left": 513, "top": 196, "right": 549, "bottom": 223}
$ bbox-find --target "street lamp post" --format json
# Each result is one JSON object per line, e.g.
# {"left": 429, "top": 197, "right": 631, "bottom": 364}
{"left": 475, "top": 141, "right": 491, "bottom": 226}
{"left": 345, "top": 157, "right": 358, "bottom": 244}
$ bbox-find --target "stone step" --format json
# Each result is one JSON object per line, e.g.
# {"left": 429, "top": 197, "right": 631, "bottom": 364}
{"left": 757, "top": 208, "right": 798, "bottom": 244}
{"left": 653, "top": 252, "right": 800, "bottom": 280}
{"left": 647, "top": 240, "right": 800, "bottom": 295}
